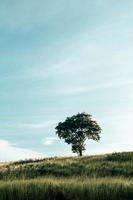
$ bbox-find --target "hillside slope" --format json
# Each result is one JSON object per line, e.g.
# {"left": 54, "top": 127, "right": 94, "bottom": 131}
{"left": 0, "top": 152, "right": 133, "bottom": 200}
{"left": 0, "top": 152, "right": 133, "bottom": 180}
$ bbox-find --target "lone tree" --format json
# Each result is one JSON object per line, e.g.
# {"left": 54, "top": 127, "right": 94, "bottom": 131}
{"left": 55, "top": 112, "right": 101, "bottom": 156}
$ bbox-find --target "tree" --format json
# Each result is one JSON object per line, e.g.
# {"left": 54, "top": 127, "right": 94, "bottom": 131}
{"left": 55, "top": 112, "right": 101, "bottom": 156}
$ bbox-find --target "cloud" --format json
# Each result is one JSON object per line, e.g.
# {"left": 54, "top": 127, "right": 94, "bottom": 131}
{"left": 0, "top": 120, "right": 57, "bottom": 130}
{"left": 43, "top": 137, "right": 60, "bottom": 146}
{"left": 18, "top": 120, "right": 57, "bottom": 129}
{"left": 55, "top": 79, "right": 133, "bottom": 96}
{"left": 0, "top": 140, "right": 43, "bottom": 161}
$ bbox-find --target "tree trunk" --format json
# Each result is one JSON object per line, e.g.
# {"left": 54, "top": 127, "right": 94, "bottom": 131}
{"left": 79, "top": 149, "right": 82, "bottom": 156}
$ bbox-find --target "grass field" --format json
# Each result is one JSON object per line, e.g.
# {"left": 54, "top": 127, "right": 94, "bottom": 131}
{"left": 0, "top": 152, "right": 133, "bottom": 200}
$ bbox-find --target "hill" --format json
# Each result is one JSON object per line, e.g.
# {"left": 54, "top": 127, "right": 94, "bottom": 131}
{"left": 0, "top": 152, "right": 133, "bottom": 200}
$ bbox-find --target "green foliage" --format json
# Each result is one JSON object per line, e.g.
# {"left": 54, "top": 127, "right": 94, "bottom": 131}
{"left": 55, "top": 113, "right": 101, "bottom": 156}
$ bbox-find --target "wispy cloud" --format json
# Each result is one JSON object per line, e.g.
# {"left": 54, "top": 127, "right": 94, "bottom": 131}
{"left": 0, "top": 120, "right": 57, "bottom": 130}
{"left": 55, "top": 79, "right": 133, "bottom": 96}
{"left": 0, "top": 140, "right": 43, "bottom": 161}
{"left": 43, "top": 137, "right": 60, "bottom": 146}
{"left": 18, "top": 120, "right": 57, "bottom": 129}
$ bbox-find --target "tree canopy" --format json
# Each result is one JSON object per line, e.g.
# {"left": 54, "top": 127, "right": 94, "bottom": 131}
{"left": 55, "top": 112, "right": 101, "bottom": 156}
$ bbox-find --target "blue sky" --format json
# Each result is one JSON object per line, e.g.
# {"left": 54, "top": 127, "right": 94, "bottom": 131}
{"left": 0, "top": 0, "right": 133, "bottom": 161}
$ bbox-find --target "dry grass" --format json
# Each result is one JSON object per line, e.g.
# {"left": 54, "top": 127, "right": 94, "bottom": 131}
{"left": 0, "top": 152, "right": 133, "bottom": 199}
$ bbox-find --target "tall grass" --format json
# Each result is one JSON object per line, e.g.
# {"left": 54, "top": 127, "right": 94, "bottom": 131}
{"left": 0, "top": 152, "right": 133, "bottom": 199}
{"left": 0, "top": 177, "right": 133, "bottom": 200}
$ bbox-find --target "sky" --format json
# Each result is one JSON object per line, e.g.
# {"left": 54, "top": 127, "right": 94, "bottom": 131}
{"left": 0, "top": 0, "right": 133, "bottom": 161}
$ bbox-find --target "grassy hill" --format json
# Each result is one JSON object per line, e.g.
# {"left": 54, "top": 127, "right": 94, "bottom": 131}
{"left": 0, "top": 152, "right": 133, "bottom": 200}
